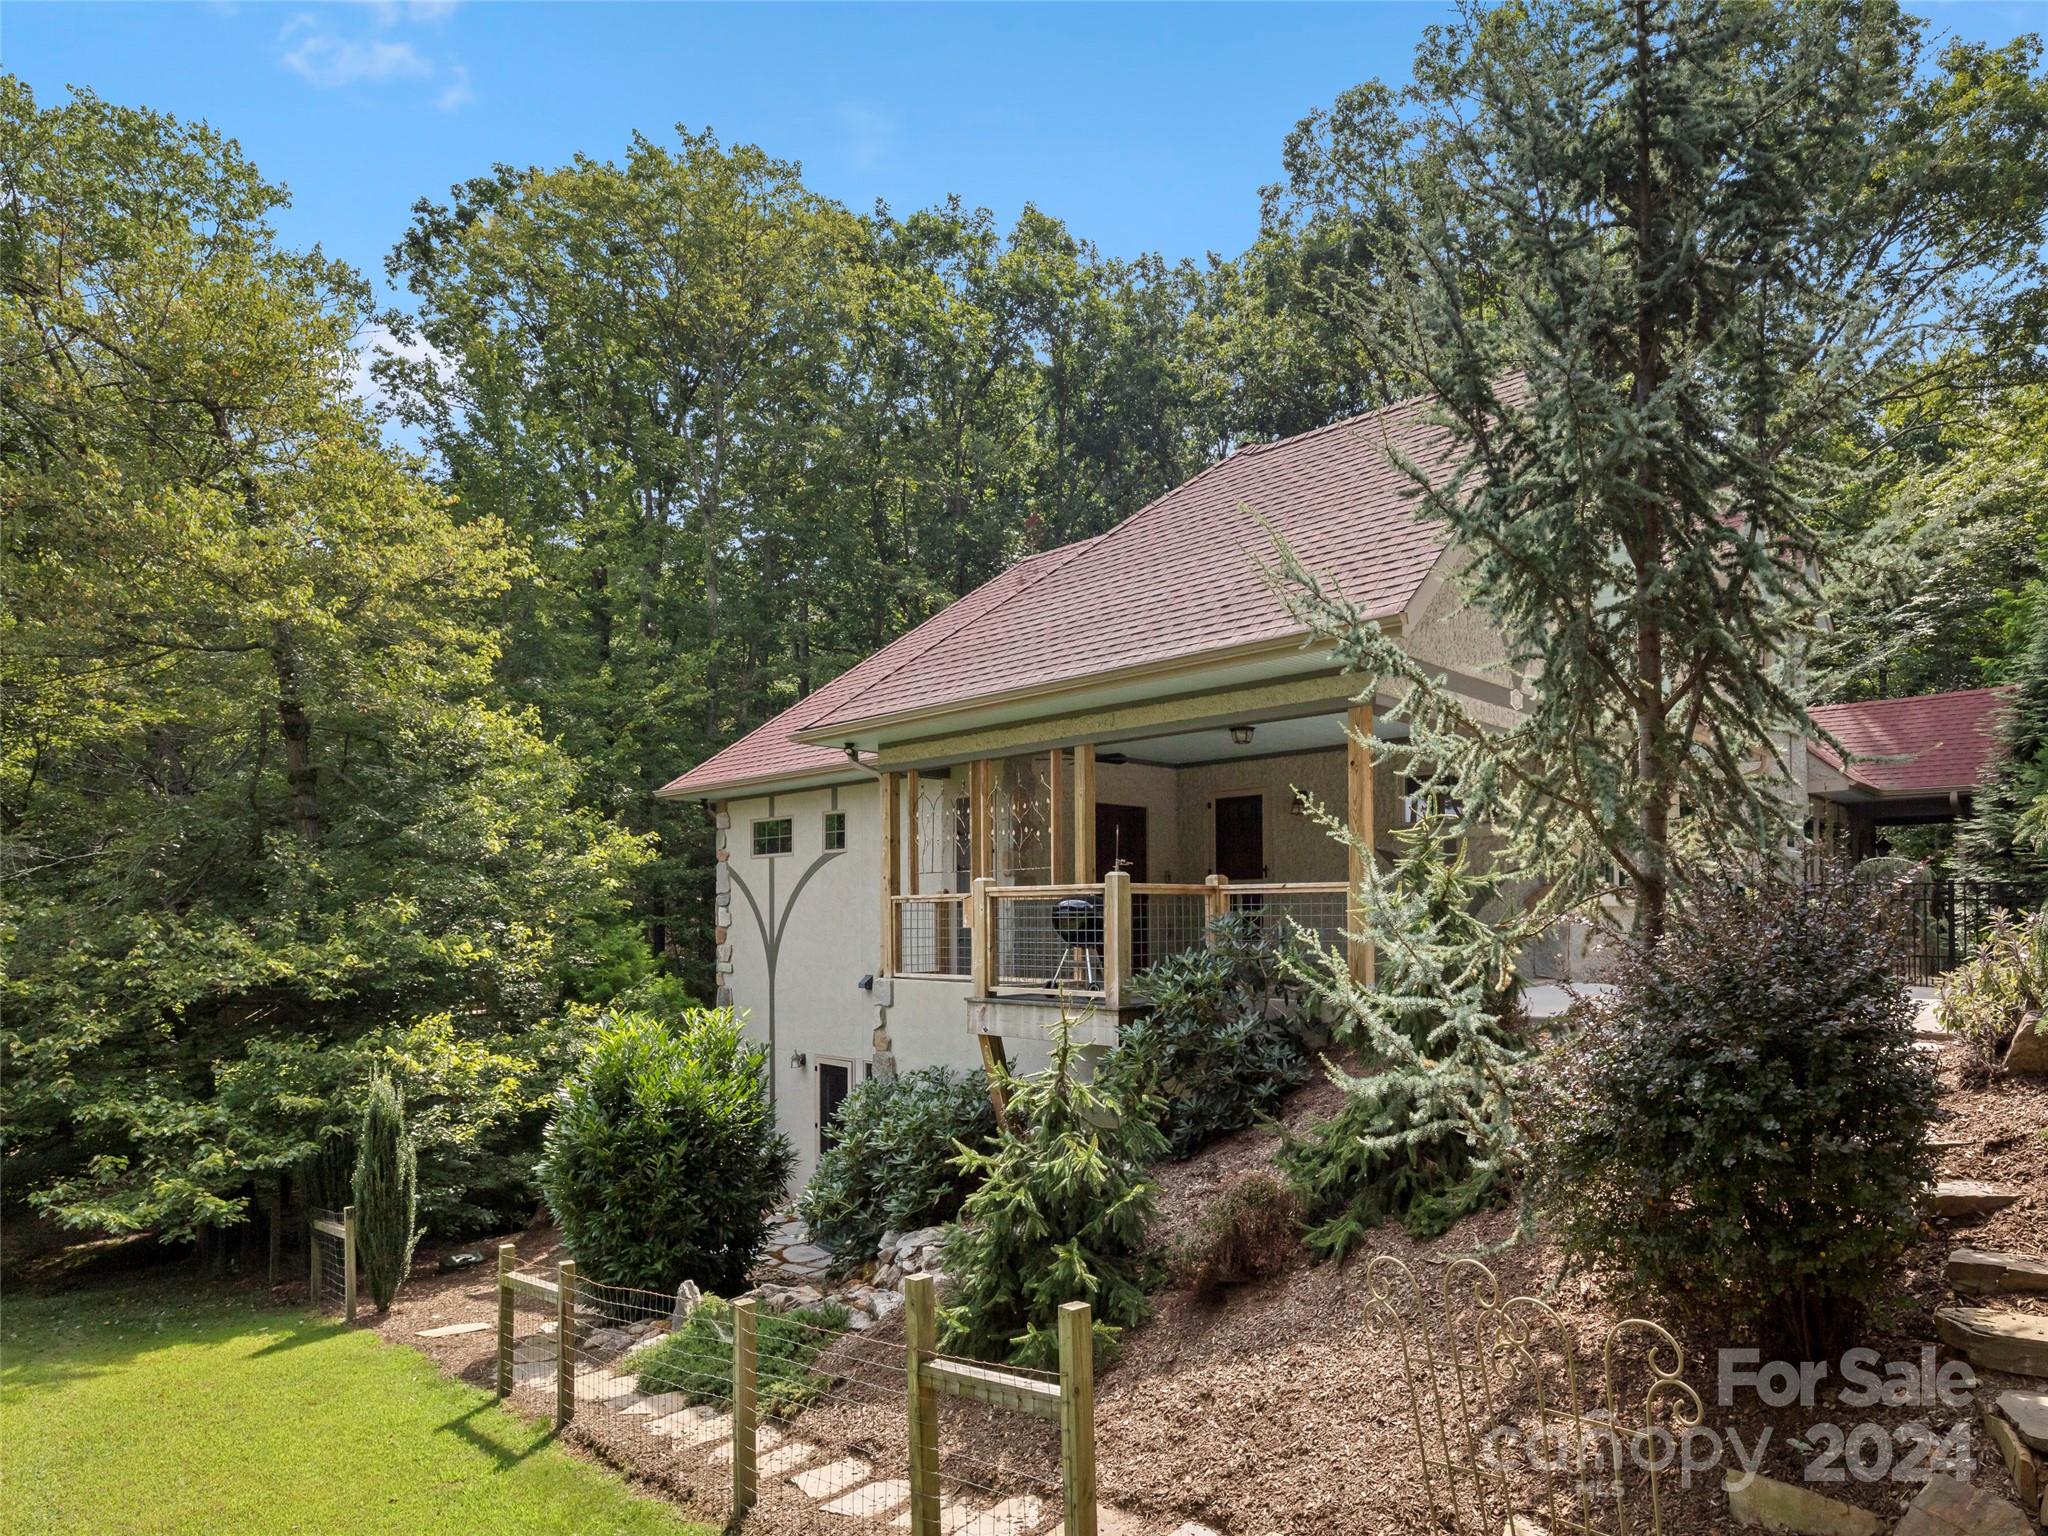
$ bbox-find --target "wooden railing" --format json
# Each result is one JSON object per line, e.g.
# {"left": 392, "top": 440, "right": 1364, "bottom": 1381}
{"left": 961, "top": 873, "right": 1352, "bottom": 1008}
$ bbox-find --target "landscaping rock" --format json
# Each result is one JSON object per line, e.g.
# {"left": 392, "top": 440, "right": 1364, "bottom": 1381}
{"left": 1997, "top": 1391, "right": 2048, "bottom": 1456}
{"left": 791, "top": 1456, "right": 871, "bottom": 1499}
{"left": 1723, "top": 1471, "right": 1885, "bottom": 1535}
{"left": 1892, "top": 1473, "right": 2033, "bottom": 1536}
{"left": 2003, "top": 1017, "right": 2048, "bottom": 1075}
{"left": 1950, "top": 1250, "right": 2048, "bottom": 1297}
{"left": 416, "top": 1320, "right": 491, "bottom": 1338}
{"left": 1937, "top": 1308, "right": 2048, "bottom": 1378}
{"left": 671, "top": 1280, "right": 701, "bottom": 1329}
{"left": 436, "top": 1250, "right": 485, "bottom": 1274}
{"left": 1984, "top": 1408, "right": 2042, "bottom": 1507}
{"left": 1931, "top": 1182, "right": 2025, "bottom": 1220}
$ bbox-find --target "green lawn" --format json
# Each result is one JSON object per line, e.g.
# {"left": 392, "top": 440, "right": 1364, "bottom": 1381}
{"left": 0, "top": 1274, "right": 698, "bottom": 1535}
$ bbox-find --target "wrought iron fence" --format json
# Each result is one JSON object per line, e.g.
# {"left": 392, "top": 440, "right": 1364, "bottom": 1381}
{"left": 1882, "top": 879, "right": 2028, "bottom": 985}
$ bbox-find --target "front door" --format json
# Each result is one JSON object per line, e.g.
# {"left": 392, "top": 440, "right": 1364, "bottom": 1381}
{"left": 1215, "top": 794, "right": 1265, "bottom": 880}
{"left": 1094, "top": 803, "right": 1148, "bottom": 881}
{"left": 817, "top": 1059, "right": 853, "bottom": 1157}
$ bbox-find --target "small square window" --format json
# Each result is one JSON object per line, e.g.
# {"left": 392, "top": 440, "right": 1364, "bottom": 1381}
{"left": 751, "top": 817, "right": 793, "bottom": 856}
{"left": 823, "top": 811, "right": 847, "bottom": 851}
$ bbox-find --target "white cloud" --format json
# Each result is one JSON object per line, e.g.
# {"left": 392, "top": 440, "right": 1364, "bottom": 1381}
{"left": 279, "top": 5, "right": 471, "bottom": 109}
{"left": 435, "top": 63, "right": 474, "bottom": 113}
{"left": 283, "top": 33, "right": 432, "bottom": 88}
{"left": 350, "top": 323, "right": 456, "bottom": 414}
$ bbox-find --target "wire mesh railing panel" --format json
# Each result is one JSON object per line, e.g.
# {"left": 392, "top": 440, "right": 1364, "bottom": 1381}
{"left": 1130, "top": 887, "right": 1210, "bottom": 974}
{"left": 308, "top": 1208, "right": 348, "bottom": 1316}
{"left": 992, "top": 887, "right": 1105, "bottom": 997}
{"left": 1229, "top": 883, "right": 1349, "bottom": 954}
{"left": 898, "top": 895, "right": 972, "bottom": 978}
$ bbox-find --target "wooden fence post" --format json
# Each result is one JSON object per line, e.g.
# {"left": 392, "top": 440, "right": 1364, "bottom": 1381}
{"left": 732, "top": 1296, "right": 759, "bottom": 1514}
{"left": 554, "top": 1259, "right": 578, "bottom": 1430}
{"left": 1102, "top": 871, "right": 1131, "bottom": 1011}
{"left": 495, "top": 1244, "right": 515, "bottom": 1396}
{"left": 1058, "top": 1301, "right": 1097, "bottom": 1536}
{"left": 904, "top": 1274, "right": 941, "bottom": 1536}
{"left": 1203, "top": 874, "right": 1229, "bottom": 941}
{"left": 969, "top": 878, "right": 995, "bottom": 996}
{"left": 341, "top": 1204, "right": 358, "bottom": 1324}
{"left": 309, "top": 1209, "right": 323, "bottom": 1306}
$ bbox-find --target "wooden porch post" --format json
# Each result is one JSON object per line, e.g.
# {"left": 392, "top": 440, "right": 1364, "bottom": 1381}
{"left": 880, "top": 771, "right": 901, "bottom": 976}
{"left": 1049, "top": 750, "right": 1069, "bottom": 884}
{"left": 906, "top": 770, "right": 921, "bottom": 897}
{"left": 1074, "top": 744, "right": 1097, "bottom": 883}
{"left": 971, "top": 760, "right": 995, "bottom": 884}
{"left": 1346, "top": 701, "right": 1376, "bottom": 988}
{"left": 1103, "top": 869, "right": 1132, "bottom": 1010}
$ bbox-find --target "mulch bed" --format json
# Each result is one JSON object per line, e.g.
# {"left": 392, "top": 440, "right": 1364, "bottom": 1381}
{"left": 369, "top": 1034, "right": 2047, "bottom": 1536}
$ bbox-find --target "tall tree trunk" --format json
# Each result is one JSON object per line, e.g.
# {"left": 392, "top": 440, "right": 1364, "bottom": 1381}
{"left": 1630, "top": 0, "right": 1668, "bottom": 944}
{"left": 271, "top": 623, "right": 321, "bottom": 845}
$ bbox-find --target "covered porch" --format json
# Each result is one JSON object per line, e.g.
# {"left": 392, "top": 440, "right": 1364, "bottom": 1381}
{"left": 872, "top": 696, "right": 1401, "bottom": 1038}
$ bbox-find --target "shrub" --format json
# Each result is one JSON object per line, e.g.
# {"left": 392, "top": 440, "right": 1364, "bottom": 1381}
{"left": 1277, "top": 818, "right": 1532, "bottom": 1257}
{"left": 537, "top": 1009, "right": 793, "bottom": 1293}
{"left": 940, "top": 1016, "right": 1163, "bottom": 1368}
{"left": 1099, "top": 916, "right": 1313, "bottom": 1159}
{"left": 633, "top": 1297, "right": 851, "bottom": 1418}
{"left": 1535, "top": 870, "right": 1939, "bottom": 1360}
{"left": 1939, "top": 906, "right": 2048, "bottom": 1081}
{"left": 1172, "top": 1173, "right": 1302, "bottom": 1301}
{"left": 352, "top": 1072, "right": 420, "bottom": 1312}
{"left": 796, "top": 1067, "right": 996, "bottom": 1259}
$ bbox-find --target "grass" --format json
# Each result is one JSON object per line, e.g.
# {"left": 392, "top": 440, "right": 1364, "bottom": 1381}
{"left": 0, "top": 1271, "right": 701, "bottom": 1535}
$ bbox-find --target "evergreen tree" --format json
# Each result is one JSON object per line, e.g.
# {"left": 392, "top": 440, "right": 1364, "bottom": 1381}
{"left": 1266, "top": 0, "right": 2048, "bottom": 939}
{"left": 939, "top": 1016, "right": 1163, "bottom": 1368}
{"left": 1277, "top": 811, "right": 1533, "bottom": 1258}
{"left": 352, "top": 1074, "right": 420, "bottom": 1312}
{"left": 1960, "top": 600, "right": 2048, "bottom": 893}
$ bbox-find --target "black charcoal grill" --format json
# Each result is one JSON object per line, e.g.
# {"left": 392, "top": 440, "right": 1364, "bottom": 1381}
{"left": 1050, "top": 896, "right": 1104, "bottom": 987}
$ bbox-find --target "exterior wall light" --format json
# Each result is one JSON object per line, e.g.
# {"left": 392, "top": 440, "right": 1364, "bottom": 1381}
{"left": 1230, "top": 725, "right": 1255, "bottom": 746}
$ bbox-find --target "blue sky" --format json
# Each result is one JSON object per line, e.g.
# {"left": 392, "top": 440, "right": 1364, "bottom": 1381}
{"left": 9, "top": 1, "right": 2047, "bottom": 302}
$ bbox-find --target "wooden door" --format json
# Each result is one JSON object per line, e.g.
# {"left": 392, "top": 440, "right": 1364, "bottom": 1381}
{"left": 1214, "top": 794, "right": 1265, "bottom": 880}
{"left": 1094, "top": 803, "right": 1148, "bottom": 881}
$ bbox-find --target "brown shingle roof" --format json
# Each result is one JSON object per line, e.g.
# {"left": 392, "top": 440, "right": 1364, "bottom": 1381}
{"left": 1809, "top": 687, "right": 2010, "bottom": 796}
{"left": 660, "top": 392, "right": 1462, "bottom": 799}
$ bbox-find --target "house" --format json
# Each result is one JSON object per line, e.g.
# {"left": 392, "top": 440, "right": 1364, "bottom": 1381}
{"left": 658, "top": 393, "right": 2010, "bottom": 1184}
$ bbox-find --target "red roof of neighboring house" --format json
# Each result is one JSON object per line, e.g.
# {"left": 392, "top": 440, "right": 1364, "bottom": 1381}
{"left": 660, "top": 391, "right": 1467, "bottom": 800}
{"left": 1808, "top": 687, "right": 2010, "bottom": 796}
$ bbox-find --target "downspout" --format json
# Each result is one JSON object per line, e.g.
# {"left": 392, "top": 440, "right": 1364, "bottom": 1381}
{"left": 841, "top": 747, "right": 899, "bottom": 1082}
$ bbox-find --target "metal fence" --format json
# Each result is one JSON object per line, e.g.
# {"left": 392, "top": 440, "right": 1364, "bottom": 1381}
{"left": 990, "top": 885, "right": 1107, "bottom": 998}
{"left": 1888, "top": 879, "right": 2029, "bottom": 985}
{"left": 492, "top": 1254, "right": 1088, "bottom": 1535}
{"left": 1129, "top": 885, "right": 1211, "bottom": 975}
{"left": 896, "top": 894, "right": 972, "bottom": 979}
{"left": 308, "top": 1205, "right": 356, "bottom": 1321}
{"left": 1227, "top": 882, "right": 1350, "bottom": 955}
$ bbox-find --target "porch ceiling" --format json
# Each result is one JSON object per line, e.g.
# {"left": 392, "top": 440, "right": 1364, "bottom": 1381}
{"left": 1110, "top": 710, "right": 1408, "bottom": 766}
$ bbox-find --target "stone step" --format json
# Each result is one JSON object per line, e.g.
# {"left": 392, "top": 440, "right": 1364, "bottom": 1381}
{"left": 1950, "top": 1249, "right": 2048, "bottom": 1297}
{"left": 1723, "top": 1470, "right": 1884, "bottom": 1536}
{"left": 1936, "top": 1308, "right": 2048, "bottom": 1379}
{"left": 821, "top": 1480, "right": 912, "bottom": 1518}
{"left": 1996, "top": 1390, "right": 2048, "bottom": 1455}
{"left": 1929, "top": 1181, "right": 2024, "bottom": 1220}
{"left": 1983, "top": 1407, "right": 2042, "bottom": 1508}
{"left": 791, "top": 1457, "right": 872, "bottom": 1500}
{"left": 1893, "top": 1472, "right": 2032, "bottom": 1536}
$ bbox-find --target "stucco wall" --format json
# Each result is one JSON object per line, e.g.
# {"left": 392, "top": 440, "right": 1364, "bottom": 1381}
{"left": 1168, "top": 748, "right": 1402, "bottom": 879}
{"left": 717, "top": 778, "right": 1029, "bottom": 1190}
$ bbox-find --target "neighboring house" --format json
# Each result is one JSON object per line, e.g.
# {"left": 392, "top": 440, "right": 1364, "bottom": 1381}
{"left": 658, "top": 394, "right": 2009, "bottom": 1183}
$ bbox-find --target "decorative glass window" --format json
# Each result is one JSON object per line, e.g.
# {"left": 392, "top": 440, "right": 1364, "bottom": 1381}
{"left": 823, "top": 811, "right": 847, "bottom": 851}
{"left": 751, "top": 817, "right": 794, "bottom": 856}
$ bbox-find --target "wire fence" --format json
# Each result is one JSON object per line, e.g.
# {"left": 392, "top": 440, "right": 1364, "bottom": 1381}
{"left": 487, "top": 1257, "right": 1076, "bottom": 1536}
{"left": 897, "top": 894, "right": 972, "bottom": 979}
{"left": 991, "top": 886, "right": 1106, "bottom": 997}
{"left": 307, "top": 1206, "right": 354, "bottom": 1321}
{"left": 1228, "top": 882, "right": 1349, "bottom": 954}
{"left": 1129, "top": 886, "right": 1210, "bottom": 974}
